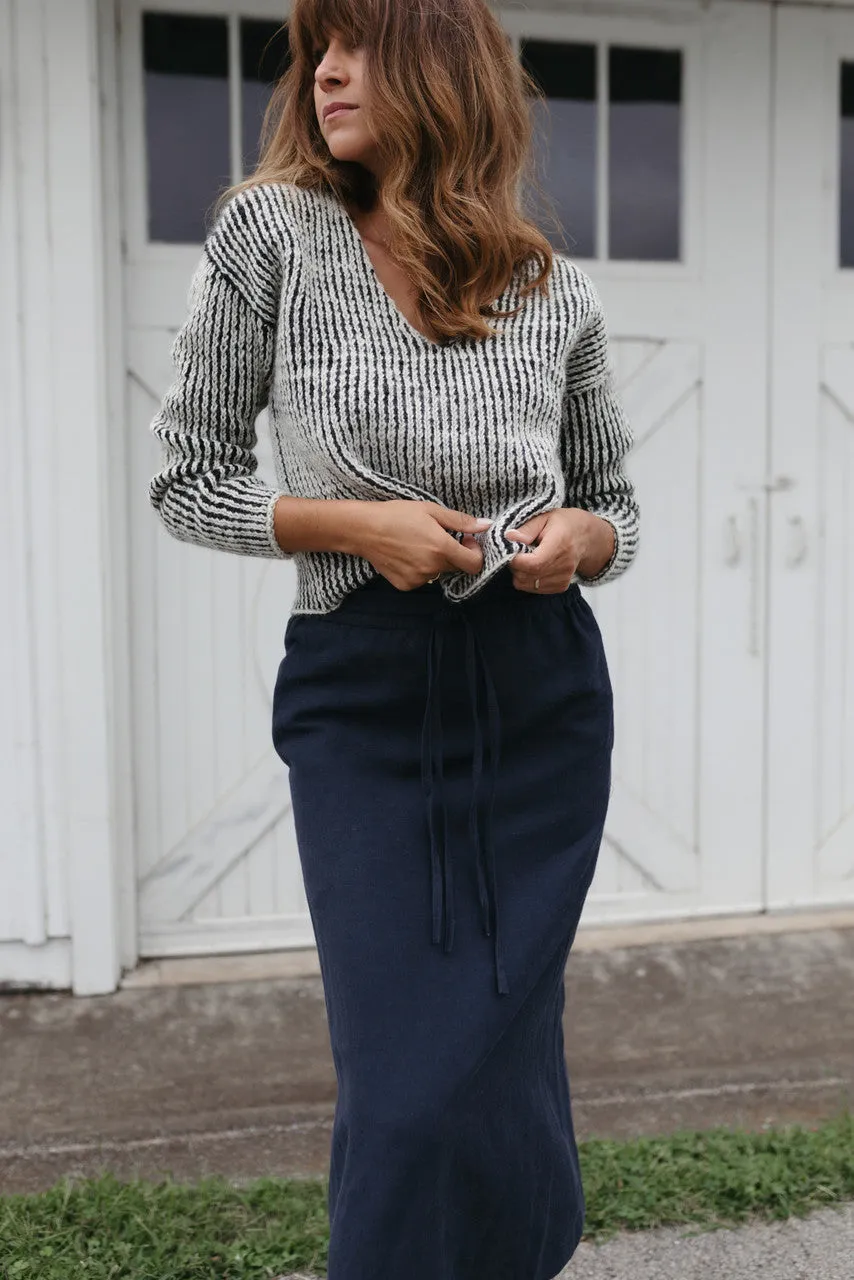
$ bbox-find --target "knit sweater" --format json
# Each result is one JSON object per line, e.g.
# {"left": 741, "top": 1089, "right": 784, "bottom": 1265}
{"left": 148, "top": 181, "right": 639, "bottom": 615}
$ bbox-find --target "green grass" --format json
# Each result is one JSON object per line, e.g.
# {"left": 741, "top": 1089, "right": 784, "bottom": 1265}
{"left": 3, "top": 1112, "right": 854, "bottom": 1278}
{"left": 580, "top": 1111, "right": 854, "bottom": 1238}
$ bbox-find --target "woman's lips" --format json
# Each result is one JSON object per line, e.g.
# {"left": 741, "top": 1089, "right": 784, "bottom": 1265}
{"left": 325, "top": 105, "right": 358, "bottom": 121}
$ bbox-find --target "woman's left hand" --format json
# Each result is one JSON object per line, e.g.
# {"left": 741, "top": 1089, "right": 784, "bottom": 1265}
{"left": 505, "top": 508, "right": 616, "bottom": 594}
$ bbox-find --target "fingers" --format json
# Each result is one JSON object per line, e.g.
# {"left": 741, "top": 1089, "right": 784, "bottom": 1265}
{"left": 430, "top": 505, "right": 492, "bottom": 536}
{"left": 445, "top": 540, "right": 487, "bottom": 575}
{"left": 513, "top": 511, "right": 568, "bottom": 562}
{"left": 509, "top": 520, "right": 571, "bottom": 591}
{"left": 505, "top": 513, "right": 547, "bottom": 545}
{"left": 426, "top": 505, "right": 490, "bottom": 575}
{"left": 510, "top": 565, "right": 573, "bottom": 594}
{"left": 511, "top": 550, "right": 556, "bottom": 587}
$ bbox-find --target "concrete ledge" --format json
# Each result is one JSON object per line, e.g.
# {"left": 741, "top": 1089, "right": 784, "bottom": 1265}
{"left": 119, "top": 906, "right": 854, "bottom": 989}
{"left": 574, "top": 905, "right": 854, "bottom": 952}
{"left": 120, "top": 948, "right": 322, "bottom": 988}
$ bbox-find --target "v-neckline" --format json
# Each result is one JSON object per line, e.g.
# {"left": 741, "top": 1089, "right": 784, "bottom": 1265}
{"left": 325, "top": 189, "right": 445, "bottom": 350}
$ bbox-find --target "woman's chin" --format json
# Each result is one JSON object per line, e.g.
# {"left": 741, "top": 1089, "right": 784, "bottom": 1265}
{"left": 327, "top": 136, "right": 368, "bottom": 162}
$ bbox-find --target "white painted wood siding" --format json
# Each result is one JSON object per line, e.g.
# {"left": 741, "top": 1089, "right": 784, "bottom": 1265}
{"left": 0, "top": 0, "right": 127, "bottom": 994}
{"left": 119, "top": 0, "right": 310, "bottom": 956}
{"left": 767, "top": 5, "right": 854, "bottom": 909}
{"left": 0, "top": 0, "right": 45, "bottom": 952}
{"left": 541, "top": 2, "right": 773, "bottom": 923}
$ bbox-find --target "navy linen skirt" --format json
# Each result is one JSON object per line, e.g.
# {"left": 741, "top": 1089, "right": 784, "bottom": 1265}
{"left": 271, "top": 564, "right": 614, "bottom": 1280}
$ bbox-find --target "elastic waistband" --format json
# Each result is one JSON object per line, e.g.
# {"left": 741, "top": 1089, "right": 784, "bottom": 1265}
{"left": 327, "top": 566, "right": 577, "bottom": 626}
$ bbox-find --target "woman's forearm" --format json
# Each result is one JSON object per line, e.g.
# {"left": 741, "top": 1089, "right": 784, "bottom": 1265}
{"left": 272, "top": 495, "right": 376, "bottom": 557}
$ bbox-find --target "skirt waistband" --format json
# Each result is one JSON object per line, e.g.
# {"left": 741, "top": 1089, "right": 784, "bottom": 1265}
{"left": 326, "top": 565, "right": 578, "bottom": 627}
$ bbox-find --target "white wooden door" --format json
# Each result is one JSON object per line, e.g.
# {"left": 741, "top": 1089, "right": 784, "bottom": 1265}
{"left": 766, "top": 5, "right": 854, "bottom": 909}
{"left": 121, "top": 0, "right": 311, "bottom": 956}
{"left": 122, "top": 0, "right": 775, "bottom": 958}
{"left": 506, "top": 3, "right": 774, "bottom": 924}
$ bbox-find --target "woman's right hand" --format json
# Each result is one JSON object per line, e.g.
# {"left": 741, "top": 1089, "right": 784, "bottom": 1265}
{"left": 351, "top": 499, "right": 492, "bottom": 590}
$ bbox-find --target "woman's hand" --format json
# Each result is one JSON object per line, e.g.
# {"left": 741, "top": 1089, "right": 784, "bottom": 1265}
{"left": 351, "top": 499, "right": 492, "bottom": 591}
{"left": 505, "top": 508, "right": 615, "bottom": 593}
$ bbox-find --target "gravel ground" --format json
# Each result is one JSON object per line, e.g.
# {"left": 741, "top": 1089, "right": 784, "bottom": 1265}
{"left": 562, "top": 1202, "right": 854, "bottom": 1279}
{"left": 275, "top": 1202, "right": 854, "bottom": 1279}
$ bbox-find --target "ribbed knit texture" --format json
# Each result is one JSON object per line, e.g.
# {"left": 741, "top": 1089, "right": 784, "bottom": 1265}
{"left": 148, "top": 181, "right": 639, "bottom": 614}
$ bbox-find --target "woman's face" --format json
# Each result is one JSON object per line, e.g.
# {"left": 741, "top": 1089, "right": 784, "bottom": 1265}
{"left": 313, "top": 29, "right": 385, "bottom": 180}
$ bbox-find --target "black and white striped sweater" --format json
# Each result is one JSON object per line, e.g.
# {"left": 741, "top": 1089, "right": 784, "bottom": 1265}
{"left": 148, "top": 181, "right": 639, "bottom": 615}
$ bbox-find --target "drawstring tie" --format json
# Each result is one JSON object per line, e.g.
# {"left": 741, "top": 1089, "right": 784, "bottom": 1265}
{"left": 420, "top": 607, "right": 509, "bottom": 996}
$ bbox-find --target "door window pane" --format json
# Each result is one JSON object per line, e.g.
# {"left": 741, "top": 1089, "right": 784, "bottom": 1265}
{"left": 143, "top": 13, "right": 230, "bottom": 243}
{"left": 242, "top": 20, "right": 291, "bottom": 175}
{"left": 520, "top": 41, "right": 597, "bottom": 258}
{"left": 609, "top": 46, "right": 682, "bottom": 261}
{"left": 842, "top": 62, "right": 854, "bottom": 269}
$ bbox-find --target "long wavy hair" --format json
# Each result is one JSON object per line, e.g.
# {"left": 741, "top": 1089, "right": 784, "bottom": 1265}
{"left": 215, "top": 0, "right": 561, "bottom": 345}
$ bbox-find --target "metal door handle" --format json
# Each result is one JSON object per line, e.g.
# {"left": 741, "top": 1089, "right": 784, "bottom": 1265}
{"left": 736, "top": 474, "right": 796, "bottom": 494}
{"left": 724, "top": 516, "right": 742, "bottom": 567}
{"left": 786, "top": 515, "right": 807, "bottom": 568}
{"left": 724, "top": 507, "right": 761, "bottom": 657}
{"left": 748, "top": 498, "right": 760, "bottom": 657}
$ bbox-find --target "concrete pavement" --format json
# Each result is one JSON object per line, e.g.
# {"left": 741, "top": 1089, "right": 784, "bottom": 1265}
{"left": 276, "top": 1203, "right": 854, "bottom": 1279}
{"left": 561, "top": 1204, "right": 854, "bottom": 1279}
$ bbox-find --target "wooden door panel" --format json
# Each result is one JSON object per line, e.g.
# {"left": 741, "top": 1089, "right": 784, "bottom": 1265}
{"left": 815, "top": 350, "right": 854, "bottom": 886}
{"left": 582, "top": 0, "right": 773, "bottom": 923}
{"left": 129, "top": 338, "right": 302, "bottom": 955}
{"left": 767, "top": 8, "right": 854, "bottom": 911}
{"left": 586, "top": 343, "right": 706, "bottom": 913}
{"left": 137, "top": 751, "right": 296, "bottom": 924}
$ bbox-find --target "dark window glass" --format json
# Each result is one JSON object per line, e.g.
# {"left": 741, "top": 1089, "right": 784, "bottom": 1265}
{"left": 241, "top": 20, "right": 291, "bottom": 175}
{"left": 520, "top": 40, "right": 597, "bottom": 258}
{"left": 608, "top": 46, "right": 682, "bottom": 261}
{"left": 841, "top": 62, "right": 854, "bottom": 268}
{"left": 143, "top": 13, "right": 230, "bottom": 243}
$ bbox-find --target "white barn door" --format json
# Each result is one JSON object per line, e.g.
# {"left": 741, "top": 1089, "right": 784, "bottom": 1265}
{"left": 506, "top": 3, "right": 773, "bottom": 924}
{"left": 121, "top": 0, "right": 776, "bottom": 959}
{"left": 121, "top": 1, "right": 311, "bottom": 956}
{"left": 767, "top": 6, "right": 854, "bottom": 909}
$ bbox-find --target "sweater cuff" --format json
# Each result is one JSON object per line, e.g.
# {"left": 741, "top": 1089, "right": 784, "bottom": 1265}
{"left": 265, "top": 489, "right": 296, "bottom": 559}
{"left": 575, "top": 514, "right": 635, "bottom": 586}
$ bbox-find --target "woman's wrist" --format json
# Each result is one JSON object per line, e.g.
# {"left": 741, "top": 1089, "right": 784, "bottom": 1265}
{"left": 272, "top": 496, "right": 377, "bottom": 556}
{"left": 575, "top": 512, "right": 616, "bottom": 580}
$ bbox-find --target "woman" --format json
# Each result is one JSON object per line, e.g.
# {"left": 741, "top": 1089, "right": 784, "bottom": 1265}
{"left": 148, "top": 0, "right": 639, "bottom": 1275}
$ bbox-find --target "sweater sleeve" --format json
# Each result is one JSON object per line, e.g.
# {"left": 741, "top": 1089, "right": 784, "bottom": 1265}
{"left": 560, "top": 277, "right": 640, "bottom": 586}
{"left": 147, "top": 185, "right": 294, "bottom": 559}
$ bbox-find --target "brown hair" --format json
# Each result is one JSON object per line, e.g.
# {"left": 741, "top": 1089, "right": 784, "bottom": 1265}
{"left": 216, "top": 0, "right": 560, "bottom": 345}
